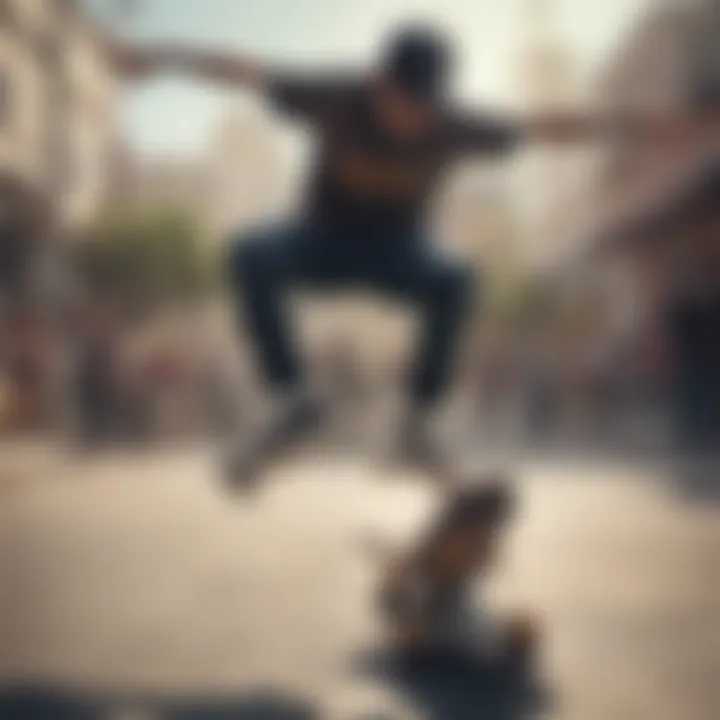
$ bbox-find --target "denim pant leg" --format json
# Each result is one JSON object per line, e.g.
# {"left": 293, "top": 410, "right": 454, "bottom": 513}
{"left": 363, "top": 239, "right": 475, "bottom": 408}
{"left": 227, "top": 221, "right": 339, "bottom": 392}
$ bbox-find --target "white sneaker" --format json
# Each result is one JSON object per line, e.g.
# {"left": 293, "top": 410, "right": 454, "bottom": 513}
{"left": 397, "top": 411, "right": 456, "bottom": 486}
{"left": 221, "top": 389, "right": 325, "bottom": 493}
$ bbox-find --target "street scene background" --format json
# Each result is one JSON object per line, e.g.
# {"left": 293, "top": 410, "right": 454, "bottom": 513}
{"left": 1, "top": 1, "right": 719, "bottom": 718}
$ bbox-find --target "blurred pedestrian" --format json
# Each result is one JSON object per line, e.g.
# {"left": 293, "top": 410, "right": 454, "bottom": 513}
{"left": 73, "top": 301, "right": 119, "bottom": 448}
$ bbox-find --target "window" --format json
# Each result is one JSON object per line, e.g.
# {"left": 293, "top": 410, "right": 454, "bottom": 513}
{"left": 0, "top": 71, "right": 12, "bottom": 128}
{"left": 686, "top": 16, "right": 720, "bottom": 111}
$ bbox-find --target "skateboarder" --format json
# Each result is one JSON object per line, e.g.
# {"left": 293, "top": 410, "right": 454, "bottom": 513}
{"left": 114, "top": 25, "right": 686, "bottom": 486}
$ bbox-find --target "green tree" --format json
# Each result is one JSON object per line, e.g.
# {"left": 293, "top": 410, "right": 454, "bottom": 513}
{"left": 483, "top": 269, "right": 564, "bottom": 333}
{"left": 73, "top": 205, "right": 218, "bottom": 317}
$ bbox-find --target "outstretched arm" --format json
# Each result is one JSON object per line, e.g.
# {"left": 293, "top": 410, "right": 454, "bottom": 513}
{"left": 521, "top": 111, "right": 707, "bottom": 145}
{"left": 111, "top": 43, "right": 348, "bottom": 124}
{"left": 112, "top": 42, "right": 268, "bottom": 91}
{"left": 449, "top": 105, "right": 716, "bottom": 157}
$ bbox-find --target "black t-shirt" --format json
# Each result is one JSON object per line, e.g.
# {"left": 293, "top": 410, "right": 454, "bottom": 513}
{"left": 667, "top": 292, "right": 720, "bottom": 369}
{"left": 270, "top": 74, "right": 520, "bottom": 235}
{"left": 0, "top": 219, "right": 25, "bottom": 288}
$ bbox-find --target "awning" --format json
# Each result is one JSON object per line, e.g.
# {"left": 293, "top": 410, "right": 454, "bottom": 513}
{"left": 550, "top": 119, "right": 720, "bottom": 267}
{"left": 591, "top": 121, "right": 720, "bottom": 250}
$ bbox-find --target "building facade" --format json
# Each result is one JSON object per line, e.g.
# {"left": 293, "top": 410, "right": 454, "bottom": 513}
{"left": 0, "top": 0, "right": 118, "bottom": 430}
{"left": 205, "top": 104, "right": 293, "bottom": 239}
{"left": 549, "top": 0, "right": 720, "bottom": 446}
{"left": 0, "top": 0, "right": 117, "bottom": 231}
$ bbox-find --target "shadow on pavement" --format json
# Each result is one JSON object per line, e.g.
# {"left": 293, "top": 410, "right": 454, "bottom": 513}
{"left": 355, "top": 648, "right": 549, "bottom": 720}
{"left": 0, "top": 684, "right": 319, "bottom": 720}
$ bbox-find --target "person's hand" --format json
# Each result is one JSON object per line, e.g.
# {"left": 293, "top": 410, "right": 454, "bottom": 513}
{"left": 530, "top": 114, "right": 599, "bottom": 142}
{"left": 110, "top": 42, "right": 163, "bottom": 81}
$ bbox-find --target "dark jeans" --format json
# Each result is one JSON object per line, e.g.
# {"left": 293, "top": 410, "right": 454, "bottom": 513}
{"left": 673, "top": 362, "right": 719, "bottom": 450}
{"left": 228, "top": 220, "right": 475, "bottom": 407}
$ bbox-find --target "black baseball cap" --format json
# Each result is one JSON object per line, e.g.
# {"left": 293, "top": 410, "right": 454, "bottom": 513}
{"left": 383, "top": 25, "right": 453, "bottom": 103}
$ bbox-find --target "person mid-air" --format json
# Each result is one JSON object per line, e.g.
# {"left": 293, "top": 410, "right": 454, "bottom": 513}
{"left": 115, "top": 25, "right": 685, "bottom": 489}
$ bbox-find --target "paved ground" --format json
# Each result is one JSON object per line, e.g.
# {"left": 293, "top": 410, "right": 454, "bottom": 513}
{"left": 0, "top": 440, "right": 719, "bottom": 719}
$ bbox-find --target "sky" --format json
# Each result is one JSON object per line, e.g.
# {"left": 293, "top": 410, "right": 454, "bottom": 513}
{"left": 85, "top": 0, "right": 651, "bottom": 157}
